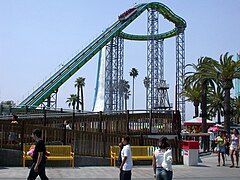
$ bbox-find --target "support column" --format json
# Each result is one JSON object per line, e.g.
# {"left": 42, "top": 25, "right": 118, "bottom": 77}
{"left": 42, "top": 89, "right": 58, "bottom": 109}
{"left": 157, "top": 80, "right": 172, "bottom": 110}
{"left": 147, "top": 8, "right": 162, "bottom": 109}
{"left": 176, "top": 27, "right": 186, "bottom": 121}
{"left": 105, "top": 37, "right": 124, "bottom": 112}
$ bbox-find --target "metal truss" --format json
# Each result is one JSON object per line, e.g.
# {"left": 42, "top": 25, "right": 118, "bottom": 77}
{"left": 147, "top": 8, "right": 164, "bottom": 109}
{"left": 176, "top": 27, "right": 186, "bottom": 121}
{"left": 104, "top": 36, "right": 124, "bottom": 112}
{"left": 159, "top": 39, "right": 164, "bottom": 81}
{"left": 41, "top": 89, "right": 58, "bottom": 109}
{"left": 157, "top": 80, "right": 172, "bottom": 110}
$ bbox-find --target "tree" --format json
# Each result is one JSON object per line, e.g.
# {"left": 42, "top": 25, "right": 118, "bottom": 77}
{"left": 232, "top": 96, "right": 240, "bottom": 124}
{"left": 184, "top": 57, "right": 217, "bottom": 152}
{"left": 207, "top": 83, "right": 224, "bottom": 124}
{"left": 74, "top": 77, "right": 85, "bottom": 111}
{"left": 180, "top": 83, "right": 201, "bottom": 118}
{"left": 143, "top": 76, "right": 150, "bottom": 109}
{"left": 129, "top": 68, "right": 138, "bottom": 110}
{"left": 185, "top": 57, "right": 216, "bottom": 133}
{"left": 66, "top": 94, "right": 77, "bottom": 130}
{"left": 119, "top": 79, "right": 131, "bottom": 110}
{"left": 66, "top": 94, "right": 77, "bottom": 110}
{"left": 210, "top": 53, "right": 240, "bottom": 132}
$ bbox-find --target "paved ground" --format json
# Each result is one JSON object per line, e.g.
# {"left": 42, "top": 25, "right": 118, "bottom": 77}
{"left": 0, "top": 153, "right": 239, "bottom": 179}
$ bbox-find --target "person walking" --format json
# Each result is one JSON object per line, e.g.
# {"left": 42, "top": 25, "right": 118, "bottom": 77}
{"left": 152, "top": 137, "right": 173, "bottom": 180}
{"left": 224, "top": 132, "right": 230, "bottom": 160}
{"left": 64, "top": 120, "right": 71, "bottom": 130}
{"left": 120, "top": 135, "right": 133, "bottom": 180}
{"left": 229, "top": 128, "right": 240, "bottom": 168}
{"left": 208, "top": 130, "right": 216, "bottom": 152}
{"left": 215, "top": 131, "right": 226, "bottom": 166}
{"left": 117, "top": 142, "right": 124, "bottom": 168}
{"left": 8, "top": 115, "right": 18, "bottom": 145}
{"left": 27, "top": 129, "right": 49, "bottom": 180}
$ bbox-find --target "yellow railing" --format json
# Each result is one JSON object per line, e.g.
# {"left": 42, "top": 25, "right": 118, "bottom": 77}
{"left": 110, "top": 145, "right": 154, "bottom": 167}
{"left": 23, "top": 144, "right": 74, "bottom": 168}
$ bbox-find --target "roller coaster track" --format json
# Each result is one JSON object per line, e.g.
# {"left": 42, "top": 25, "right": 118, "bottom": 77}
{"left": 19, "top": 2, "right": 186, "bottom": 108}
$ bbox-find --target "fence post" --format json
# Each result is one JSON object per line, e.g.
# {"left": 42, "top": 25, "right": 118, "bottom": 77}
{"left": 72, "top": 110, "right": 75, "bottom": 130}
{"left": 172, "top": 110, "right": 176, "bottom": 134}
{"left": 103, "top": 129, "right": 107, "bottom": 158}
{"left": 25, "top": 105, "right": 28, "bottom": 114}
{"left": 20, "top": 120, "right": 25, "bottom": 151}
{"left": 126, "top": 110, "right": 129, "bottom": 134}
{"left": 140, "top": 133, "right": 144, "bottom": 146}
{"left": 149, "top": 109, "right": 152, "bottom": 134}
{"left": 43, "top": 107, "right": 46, "bottom": 126}
{"left": 176, "top": 110, "right": 181, "bottom": 139}
{"left": 175, "top": 110, "right": 183, "bottom": 164}
{"left": 99, "top": 111, "right": 102, "bottom": 132}
{"left": 63, "top": 125, "right": 66, "bottom": 145}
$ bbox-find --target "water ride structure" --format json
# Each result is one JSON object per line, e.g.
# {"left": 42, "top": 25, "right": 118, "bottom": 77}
{"left": 18, "top": 2, "right": 187, "bottom": 120}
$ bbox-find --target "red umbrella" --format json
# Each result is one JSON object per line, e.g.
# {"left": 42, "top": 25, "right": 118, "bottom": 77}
{"left": 208, "top": 124, "right": 223, "bottom": 132}
{"left": 208, "top": 126, "right": 220, "bottom": 132}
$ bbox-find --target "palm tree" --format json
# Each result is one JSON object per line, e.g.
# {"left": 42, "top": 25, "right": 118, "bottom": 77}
{"left": 74, "top": 77, "right": 85, "bottom": 111}
{"left": 66, "top": 94, "right": 77, "bottom": 130}
{"left": 184, "top": 57, "right": 217, "bottom": 152}
{"left": 210, "top": 53, "right": 240, "bottom": 132}
{"left": 207, "top": 83, "right": 224, "bottom": 124}
{"left": 129, "top": 68, "right": 138, "bottom": 110}
{"left": 185, "top": 57, "right": 216, "bottom": 133}
{"left": 66, "top": 94, "right": 78, "bottom": 110}
{"left": 180, "top": 83, "right": 201, "bottom": 118}
{"left": 119, "top": 79, "right": 131, "bottom": 110}
{"left": 143, "top": 76, "right": 150, "bottom": 110}
{"left": 232, "top": 96, "right": 240, "bottom": 124}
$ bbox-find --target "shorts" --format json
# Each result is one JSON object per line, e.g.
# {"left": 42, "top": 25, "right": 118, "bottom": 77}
{"left": 230, "top": 144, "right": 239, "bottom": 151}
{"left": 217, "top": 146, "right": 225, "bottom": 153}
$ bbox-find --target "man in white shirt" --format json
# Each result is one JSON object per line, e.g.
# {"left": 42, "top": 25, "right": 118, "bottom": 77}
{"left": 64, "top": 120, "right": 71, "bottom": 130}
{"left": 120, "top": 135, "right": 133, "bottom": 180}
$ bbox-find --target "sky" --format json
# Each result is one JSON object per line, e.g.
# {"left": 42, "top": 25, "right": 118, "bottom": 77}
{"left": 1, "top": 0, "right": 240, "bottom": 121}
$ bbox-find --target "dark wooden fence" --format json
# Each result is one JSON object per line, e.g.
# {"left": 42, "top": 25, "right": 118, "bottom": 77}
{"left": 1, "top": 110, "right": 180, "bottom": 134}
{"left": 0, "top": 110, "right": 182, "bottom": 163}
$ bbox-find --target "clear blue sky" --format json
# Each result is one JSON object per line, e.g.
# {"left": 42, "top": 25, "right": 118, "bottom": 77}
{"left": 1, "top": 0, "right": 240, "bottom": 121}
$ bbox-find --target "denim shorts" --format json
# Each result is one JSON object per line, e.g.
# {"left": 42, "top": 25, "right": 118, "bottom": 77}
{"left": 217, "top": 146, "right": 225, "bottom": 153}
{"left": 156, "top": 167, "right": 173, "bottom": 180}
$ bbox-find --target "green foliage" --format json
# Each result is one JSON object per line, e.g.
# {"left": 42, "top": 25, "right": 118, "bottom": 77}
{"left": 183, "top": 52, "right": 240, "bottom": 131}
{"left": 66, "top": 94, "right": 78, "bottom": 110}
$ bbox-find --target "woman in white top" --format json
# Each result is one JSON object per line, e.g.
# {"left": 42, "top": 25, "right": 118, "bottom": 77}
{"left": 152, "top": 137, "right": 173, "bottom": 180}
{"left": 229, "top": 128, "right": 240, "bottom": 168}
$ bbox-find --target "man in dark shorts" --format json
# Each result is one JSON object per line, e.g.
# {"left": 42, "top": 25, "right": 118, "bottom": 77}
{"left": 27, "top": 129, "right": 49, "bottom": 180}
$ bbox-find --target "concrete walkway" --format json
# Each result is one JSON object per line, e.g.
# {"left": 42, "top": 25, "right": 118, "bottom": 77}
{"left": 0, "top": 153, "right": 239, "bottom": 179}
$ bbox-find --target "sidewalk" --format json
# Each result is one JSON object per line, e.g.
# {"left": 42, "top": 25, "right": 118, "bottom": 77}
{"left": 0, "top": 153, "right": 239, "bottom": 179}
